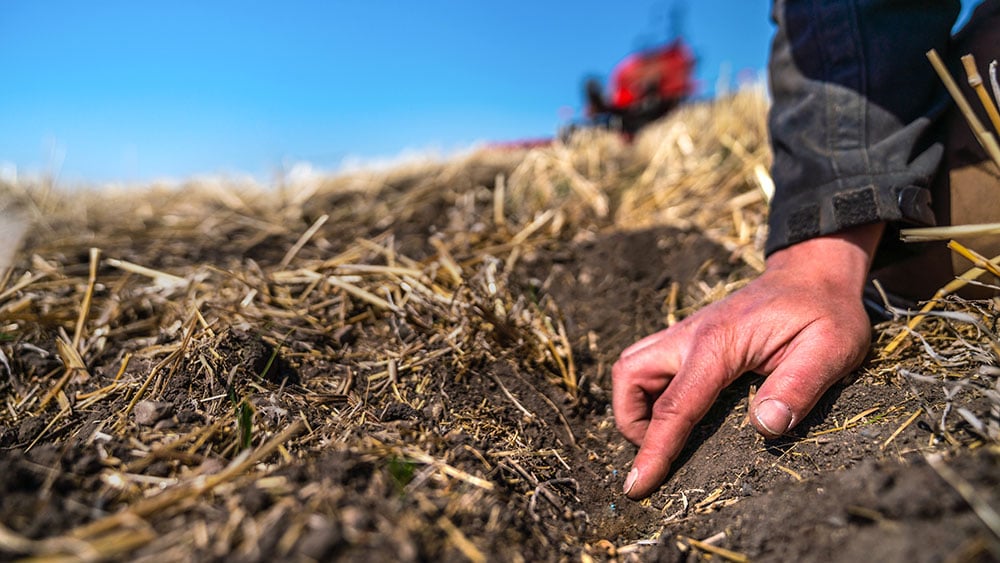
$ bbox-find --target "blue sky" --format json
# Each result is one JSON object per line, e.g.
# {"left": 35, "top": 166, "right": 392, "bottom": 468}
{"left": 3, "top": 2, "right": 772, "bottom": 184}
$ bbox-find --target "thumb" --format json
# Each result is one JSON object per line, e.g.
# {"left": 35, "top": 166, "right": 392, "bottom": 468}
{"left": 750, "top": 327, "right": 867, "bottom": 438}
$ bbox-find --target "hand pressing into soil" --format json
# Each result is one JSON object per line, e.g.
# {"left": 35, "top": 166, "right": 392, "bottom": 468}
{"left": 612, "top": 223, "right": 884, "bottom": 499}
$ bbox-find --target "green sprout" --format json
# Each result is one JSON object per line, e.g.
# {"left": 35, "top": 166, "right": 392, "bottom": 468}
{"left": 388, "top": 457, "right": 416, "bottom": 494}
{"left": 228, "top": 384, "right": 255, "bottom": 450}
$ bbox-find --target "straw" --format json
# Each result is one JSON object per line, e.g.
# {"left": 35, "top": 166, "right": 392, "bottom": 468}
{"left": 927, "top": 49, "right": 1000, "bottom": 171}
{"left": 961, "top": 54, "right": 1000, "bottom": 135}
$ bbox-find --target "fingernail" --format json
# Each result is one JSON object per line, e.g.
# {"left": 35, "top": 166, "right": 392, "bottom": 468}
{"left": 623, "top": 467, "right": 639, "bottom": 495}
{"left": 755, "top": 399, "right": 793, "bottom": 436}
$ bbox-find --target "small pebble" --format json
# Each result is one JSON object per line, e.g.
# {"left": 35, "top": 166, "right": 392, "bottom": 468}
{"left": 826, "top": 514, "right": 847, "bottom": 528}
{"left": 198, "top": 458, "right": 225, "bottom": 476}
{"left": 859, "top": 427, "right": 880, "bottom": 439}
{"left": 134, "top": 400, "right": 173, "bottom": 426}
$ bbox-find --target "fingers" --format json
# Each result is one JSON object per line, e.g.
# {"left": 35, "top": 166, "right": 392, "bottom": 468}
{"left": 624, "top": 340, "right": 734, "bottom": 499}
{"left": 750, "top": 322, "right": 868, "bottom": 438}
{"left": 611, "top": 381, "right": 651, "bottom": 445}
{"left": 611, "top": 325, "right": 690, "bottom": 445}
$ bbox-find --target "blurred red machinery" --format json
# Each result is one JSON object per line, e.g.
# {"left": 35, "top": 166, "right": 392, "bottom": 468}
{"left": 570, "top": 38, "right": 696, "bottom": 140}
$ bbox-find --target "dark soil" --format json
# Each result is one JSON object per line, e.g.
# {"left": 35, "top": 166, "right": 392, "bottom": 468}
{"left": 2, "top": 159, "right": 999, "bottom": 562}
{"left": 519, "top": 226, "right": 1000, "bottom": 562}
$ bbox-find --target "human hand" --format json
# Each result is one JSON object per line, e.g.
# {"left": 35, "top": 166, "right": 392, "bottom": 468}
{"left": 612, "top": 224, "right": 883, "bottom": 499}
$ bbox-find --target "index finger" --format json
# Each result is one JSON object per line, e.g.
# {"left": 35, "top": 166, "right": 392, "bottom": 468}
{"left": 623, "top": 335, "right": 738, "bottom": 499}
{"left": 612, "top": 324, "right": 691, "bottom": 444}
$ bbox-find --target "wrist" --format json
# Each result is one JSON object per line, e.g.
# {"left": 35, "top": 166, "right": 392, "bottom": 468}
{"left": 764, "top": 222, "right": 885, "bottom": 293}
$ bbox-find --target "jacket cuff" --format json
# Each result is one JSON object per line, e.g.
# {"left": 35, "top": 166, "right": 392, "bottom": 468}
{"left": 764, "top": 168, "right": 939, "bottom": 257}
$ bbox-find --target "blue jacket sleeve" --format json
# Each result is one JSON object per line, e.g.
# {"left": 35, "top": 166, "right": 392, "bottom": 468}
{"left": 765, "top": 0, "right": 960, "bottom": 256}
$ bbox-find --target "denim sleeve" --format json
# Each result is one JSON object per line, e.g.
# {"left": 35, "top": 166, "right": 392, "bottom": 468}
{"left": 765, "top": 0, "right": 961, "bottom": 256}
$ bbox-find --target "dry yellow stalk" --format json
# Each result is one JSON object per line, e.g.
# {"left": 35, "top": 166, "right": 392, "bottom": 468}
{"left": 808, "top": 406, "right": 897, "bottom": 437}
{"left": 26, "top": 404, "right": 72, "bottom": 451}
{"left": 37, "top": 337, "right": 91, "bottom": 412}
{"left": 881, "top": 408, "right": 923, "bottom": 451}
{"left": 948, "top": 240, "right": 1000, "bottom": 278}
{"left": 678, "top": 535, "right": 749, "bottom": 563}
{"left": 400, "top": 448, "right": 495, "bottom": 491}
{"left": 325, "top": 276, "right": 400, "bottom": 312}
{"left": 0, "top": 271, "right": 37, "bottom": 302}
{"left": 881, "top": 249, "right": 1000, "bottom": 356}
{"left": 493, "top": 173, "right": 506, "bottom": 228}
{"left": 775, "top": 465, "right": 803, "bottom": 481}
{"left": 927, "top": 49, "right": 1000, "bottom": 171}
{"left": 552, "top": 149, "right": 609, "bottom": 218}
{"left": 962, "top": 54, "right": 1000, "bottom": 134}
{"left": 665, "top": 281, "right": 680, "bottom": 327}
{"left": 428, "top": 236, "right": 464, "bottom": 286}
{"left": 71, "top": 247, "right": 100, "bottom": 350}
{"left": 753, "top": 163, "right": 775, "bottom": 202}
{"left": 843, "top": 407, "right": 880, "bottom": 429}
{"left": 106, "top": 257, "right": 187, "bottom": 288}
{"left": 279, "top": 213, "right": 328, "bottom": 269}
{"left": 437, "top": 516, "right": 487, "bottom": 563}
{"left": 75, "top": 353, "right": 130, "bottom": 401}
{"left": 509, "top": 209, "right": 555, "bottom": 246}
{"left": 992, "top": 60, "right": 1000, "bottom": 109}
{"left": 555, "top": 317, "right": 577, "bottom": 396}
{"left": 900, "top": 222, "right": 1000, "bottom": 242}
{"left": 332, "top": 263, "right": 425, "bottom": 278}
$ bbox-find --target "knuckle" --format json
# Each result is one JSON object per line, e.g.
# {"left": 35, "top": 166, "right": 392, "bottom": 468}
{"left": 649, "top": 395, "right": 694, "bottom": 431}
{"left": 692, "top": 319, "right": 728, "bottom": 344}
{"left": 611, "top": 354, "right": 636, "bottom": 381}
{"left": 650, "top": 394, "right": 680, "bottom": 419}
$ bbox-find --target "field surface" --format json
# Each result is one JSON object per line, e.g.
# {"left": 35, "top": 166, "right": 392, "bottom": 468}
{"left": 2, "top": 90, "right": 998, "bottom": 562}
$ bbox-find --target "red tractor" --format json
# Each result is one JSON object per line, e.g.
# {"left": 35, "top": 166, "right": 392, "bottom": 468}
{"left": 568, "top": 38, "right": 696, "bottom": 139}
